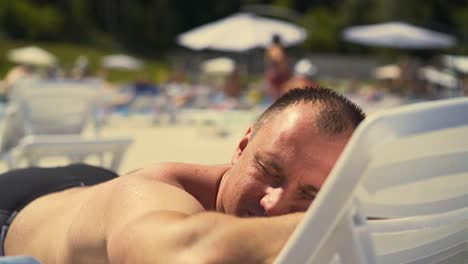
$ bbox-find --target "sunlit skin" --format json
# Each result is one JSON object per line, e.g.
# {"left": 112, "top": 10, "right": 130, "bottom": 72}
{"left": 216, "top": 103, "right": 353, "bottom": 217}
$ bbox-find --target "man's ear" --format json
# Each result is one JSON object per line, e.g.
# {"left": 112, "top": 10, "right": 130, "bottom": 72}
{"left": 231, "top": 127, "right": 252, "bottom": 164}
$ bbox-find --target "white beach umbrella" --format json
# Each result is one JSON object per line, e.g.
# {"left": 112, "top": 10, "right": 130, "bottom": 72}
{"left": 7, "top": 46, "right": 57, "bottom": 66}
{"left": 177, "top": 12, "right": 307, "bottom": 52}
{"left": 101, "top": 54, "right": 143, "bottom": 71}
{"left": 201, "top": 57, "right": 235, "bottom": 74}
{"left": 294, "top": 59, "right": 317, "bottom": 77}
{"left": 373, "top": 64, "right": 401, "bottom": 80}
{"left": 419, "top": 66, "right": 458, "bottom": 89}
{"left": 443, "top": 55, "right": 468, "bottom": 74}
{"left": 342, "top": 22, "right": 456, "bottom": 49}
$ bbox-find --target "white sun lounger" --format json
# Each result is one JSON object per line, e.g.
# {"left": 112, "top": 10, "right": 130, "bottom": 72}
{"left": 275, "top": 97, "right": 468, "bottom": 264}
{"left": 5, "top": 134, "right": 132, "bottom": 171}
{"left": 1, "top": 81, "right": 133, "bottom": 171}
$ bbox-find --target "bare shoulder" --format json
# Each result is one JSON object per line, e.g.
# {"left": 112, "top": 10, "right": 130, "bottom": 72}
{"left": 122, "top": 162, "right": 229, "bottom": 188}
{"left": 123, "top": 162, "right": 229, "bottom": 179}
{"left": 48, "top": 164, "right": 214, "bottom": 263}
{"left": 106, "top": 172, "right": 206, "bottom": 221}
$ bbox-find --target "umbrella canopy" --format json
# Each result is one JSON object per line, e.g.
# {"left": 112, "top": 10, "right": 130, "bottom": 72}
{"left": 293, "top": 58, "right": 317, "bottom": 77}
{"left": 177, "top": 12, "right": 307, "bottom": 52}
{"left": 342, "top": 22, "right": 456, "bottom": 49}
{"left": 201, "top": 57, "right": 235, "bottom": 74}
{"left": 443, "top": 55, "right": 468, "bottom": 74}
{"left": 7, "top": 46, "right": 57, "bottom": 67}
{"left": 419, "top": 66, "right": 457, "bottom": 89}
{"left": 101, "top": 54, "right": 143, "bottom": 71}
{"left": 373, "top": 64, "right": 401, "bottom": 79}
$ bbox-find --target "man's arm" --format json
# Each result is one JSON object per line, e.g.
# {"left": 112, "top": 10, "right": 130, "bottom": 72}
{"left": 107, "top": 211, "right": 302, "bottom": 264}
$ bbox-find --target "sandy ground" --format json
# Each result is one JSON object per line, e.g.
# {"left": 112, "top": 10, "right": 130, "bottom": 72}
{"left": 102, "top": 111, "right": 256, "bottom": 174}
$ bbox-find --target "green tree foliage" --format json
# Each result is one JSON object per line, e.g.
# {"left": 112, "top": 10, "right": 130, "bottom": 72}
{"left": 453, "top": 7, "right": 468, "bottom": 53}
{"left": 64, "top": 0, "right": 92, "bottom": 42}
{"left": 0, "top": 0, "right": 466, "bottom": 54}
{"left": 300, "top": 7, "right": 342, "bottom": 52}
{"left": 273, "top": 0, "right": 294, "bottom": 9}
{"left": 1, "top": 0, "right": 64, "bottom": 40}
{"left": 338, "top": 0, "right": 379, "bottom": 26}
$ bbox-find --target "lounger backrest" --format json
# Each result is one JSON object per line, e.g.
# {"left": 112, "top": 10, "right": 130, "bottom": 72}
{"left": 0, "top": 105, "right": 24, "bottom": 154}
{"left": 275, "top": 98, "right": 468, "bottom": 264}
{"left": 12, "top": 81, "right": 99, "bottom": 136}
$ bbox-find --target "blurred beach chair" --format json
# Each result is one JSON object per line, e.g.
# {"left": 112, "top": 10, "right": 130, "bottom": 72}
{"left": 5, "top": 135, "right": 132, "bottom": 172}
{"left": 9, "top": 80, "right": 102, "bottom": 136}
{"left": 0, "top": 81, "right": 132, "bottom": 171}
{"left": 275, "top": 98, "right": 468, "bottom": 264}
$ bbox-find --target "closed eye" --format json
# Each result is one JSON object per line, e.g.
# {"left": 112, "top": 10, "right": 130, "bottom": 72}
{"left": 257, "top": 160, "right": 282, "bottom": 185}
{"left": 299, "top": 191, "right": 315, "bottom": 200}
{"left": 298, "top": 186, "right": 318, "bottom": 200}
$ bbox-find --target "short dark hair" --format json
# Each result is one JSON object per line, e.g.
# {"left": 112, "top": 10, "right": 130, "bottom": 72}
{"left": 272, "top": 34, "right": 282, "bottom": 44}
{"left": 252, "top": 87, "right": 365, "bottom": 137}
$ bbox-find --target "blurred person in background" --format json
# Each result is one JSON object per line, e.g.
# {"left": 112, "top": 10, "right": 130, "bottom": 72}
{"left": 162, "top": 67, "right": 193, "bottom": 122}
{"left": 70, "top": 56, "right": 91, "bottom": 80}
{"left": 264, "top": 34, "right": 291, "bottom": 100}
{"left": 224, "top": 66, "right": 242, "bottom": 98}
{"left": 0, "top": 64, "right": 38, "bottom": 102}
{"left": 462, "top": 76, "right": 468, "bottom": 96}
{"left": 128, "top": 73, "right": 161, "bottom": 114}
{"left": 397, "top": 56, "right": 425, "bottom": 98}
{"left": 45, "top": 64, "right": 65, "bottom": 80}
{"left": 212, "top": 66, "right": 243, "bottom": 110}
{"left": 281, "top": 58, "right": 320, "bottom": 95}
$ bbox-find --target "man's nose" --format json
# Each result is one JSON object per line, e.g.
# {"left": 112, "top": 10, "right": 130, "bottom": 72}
{"left": 260, "top": 187, "right": 291, "bottom": 216}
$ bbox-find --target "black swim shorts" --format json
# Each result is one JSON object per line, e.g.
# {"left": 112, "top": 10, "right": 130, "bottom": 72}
{"left": 0, "top": 163, "right": 118, "bottom": 256}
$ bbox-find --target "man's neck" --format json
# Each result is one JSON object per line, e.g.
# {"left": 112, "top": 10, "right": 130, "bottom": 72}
{"left": 214, "top": 169, "right": 230, "bottom": 213}
{"left": 130, "top": 163, "right": 230, "bottom": 211}
{"left": 168, "top": 163, "right": 230, "bottom": 211}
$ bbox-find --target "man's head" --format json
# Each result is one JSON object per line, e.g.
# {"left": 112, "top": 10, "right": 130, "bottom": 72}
{"left": 216, "top": 87, "right": 365, "bottom": 217}
{"left": 252, "top": 87, "right": 364, "bottom": 137}
{"left": 272, "top": 34, "right": 282, "bottom": 45}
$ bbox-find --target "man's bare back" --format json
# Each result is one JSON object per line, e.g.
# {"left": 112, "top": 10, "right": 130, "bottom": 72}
{"left": 5, "top": 163, "right": 229, "bottom": 263}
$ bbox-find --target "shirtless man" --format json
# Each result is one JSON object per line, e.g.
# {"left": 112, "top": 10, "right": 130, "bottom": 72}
{"left": 265, "top": 34, "right": 291, "bottom": 99}
{"left": 1, "top": 87, "right": 365, "bottom": 264}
